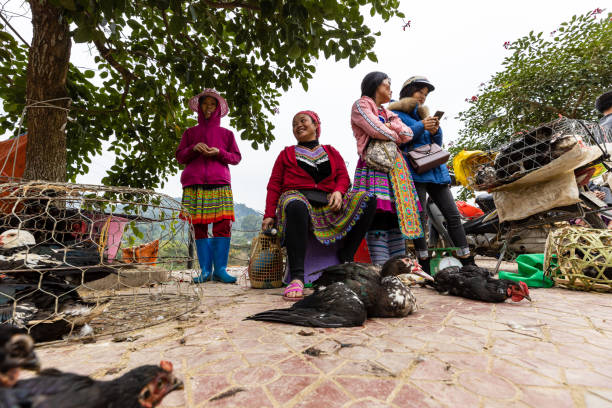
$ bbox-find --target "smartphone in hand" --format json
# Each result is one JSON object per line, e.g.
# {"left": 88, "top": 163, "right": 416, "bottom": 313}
{"left": 433, "top": 111, "right": 444, "bottom": 120}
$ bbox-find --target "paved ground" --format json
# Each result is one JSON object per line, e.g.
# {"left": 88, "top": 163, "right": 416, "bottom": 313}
{"left": 31, "top": 261, "right": 612, "bottom": 408}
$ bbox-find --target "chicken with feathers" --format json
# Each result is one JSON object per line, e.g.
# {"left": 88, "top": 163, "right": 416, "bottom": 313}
{"left": 0, "top": 326, "right": 39, "bottom": 388}
{"left": 5, "top": 360, "right": 182, "bottom": 408}
{"left": 0, "top": 276, "right": 101, "bottom": 342}
{"left": 428, "top": 265, "right": 531, "bottom": 303}
{"left": 245, "top": 256, "right": 428, "bottom": 327}
{"left": 0, "top": 230, "right": 115, "bottom": 285}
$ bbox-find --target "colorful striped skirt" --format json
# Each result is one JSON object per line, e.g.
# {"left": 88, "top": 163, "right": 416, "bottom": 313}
{"left": 354, "top": 158, "right": 396, "bottom": 213}
{"left": 180, "top": 184, "right": 235, "bottom": 224}
{"left": 276, "top": 190, "right": 374, "bottom": 245}
{"left": 353, "top": 157, "right": 423, "bottom": 239}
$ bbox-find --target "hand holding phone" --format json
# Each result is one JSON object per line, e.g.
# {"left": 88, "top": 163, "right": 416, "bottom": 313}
{"left": 433, "top": 111, "right": 444, "bottom": 120}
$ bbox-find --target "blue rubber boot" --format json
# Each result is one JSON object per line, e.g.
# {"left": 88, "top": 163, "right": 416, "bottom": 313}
{"left": 211, "top": 237, "right": 236, "bottom": 283}
{"left": 193, "top": 239, "right": 212, "bottom": 283}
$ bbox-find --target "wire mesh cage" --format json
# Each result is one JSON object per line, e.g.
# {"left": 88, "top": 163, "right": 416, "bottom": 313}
{"left": 456, "top": 117, "right": 610, "bottom": 191}
{"left": 0, "top": 179, "right": 202, "bottom": 343}
{"left": 247, "top": 233, "right": 285, "bottom": 289}
{"left": 543, "top": 226, "right": 612, "bottom": 292}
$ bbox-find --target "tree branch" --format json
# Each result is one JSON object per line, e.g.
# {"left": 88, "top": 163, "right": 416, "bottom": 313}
{"left": 161, "top": 10, "right": 178, "bottom": 49}
{"left": 93, "top": 39, "right": 137, "bottom": 82}
{"left": 571, "top": 87, "right": 587, "bottom": 117}
{"left": 71, "top": 82, "right": 130, "bottom": 115}
{"left": 0, "top": 11, "right": 30, "bottom": 47}
{"left": 178, "top": 31, "right": 229, "bottom": 69}
{"left": 202, "top": 0, "right": 259, "bottom": 11}
{"left": 516, "top": 98, "right": 570, "bottom": 117}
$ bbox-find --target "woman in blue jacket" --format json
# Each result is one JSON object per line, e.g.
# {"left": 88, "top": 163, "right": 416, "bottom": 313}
{"left": 389, "top": 76, "right": 473, "bottom": 272}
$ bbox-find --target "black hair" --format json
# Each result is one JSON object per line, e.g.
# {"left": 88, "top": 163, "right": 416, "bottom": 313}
{"left": 399, "top": 83, "right": 429, "bottom": 99}
{"left": 361, "top": 71, "right": 389, "bottom": 99}
{"left": 198, "top": 95, "right": 218, "bottom": 107}
{"left": 595, "top": 90, "right": 612, "bottom": 114}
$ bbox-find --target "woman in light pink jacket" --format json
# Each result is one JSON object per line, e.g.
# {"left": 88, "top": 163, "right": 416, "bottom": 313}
{"left": 351, "top": 72, "right": 423, "bottom": 265}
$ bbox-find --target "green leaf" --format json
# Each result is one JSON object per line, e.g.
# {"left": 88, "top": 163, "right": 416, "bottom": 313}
{"left": 72, "top": 27, "right": 94, "bottom": 43}
{"left": 288, "top": 44, "right": 301, "bottom": 59}
{"left": 168, "top": 15, "right": 184, "bottom": 35}
{"left": 83, "top": 70, "right": 95, "bottom": 78}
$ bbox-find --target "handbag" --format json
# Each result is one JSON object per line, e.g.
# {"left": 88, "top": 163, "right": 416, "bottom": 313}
{"left": 300, "top": 189, "right": 329, "bottom": 207}
{"left": 365, "top": 139, "right": 397, "bottom": 173}
{"left": 406, "top": 143, "right": 450, "bottom": 174}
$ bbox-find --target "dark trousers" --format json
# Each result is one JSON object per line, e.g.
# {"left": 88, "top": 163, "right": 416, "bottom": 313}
{"left": 284, "top": 198, "right": 377, "bottom": 282}
{"left": 413, "top": 182, "right": 468, "bottom": 258}
{"left": 193, "top": 219, "right": 232, "bottom": 239}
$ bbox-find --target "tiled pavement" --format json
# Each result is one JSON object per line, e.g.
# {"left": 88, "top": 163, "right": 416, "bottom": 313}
{"left": 31, "top": 263, "right": 612, "bottom": 408}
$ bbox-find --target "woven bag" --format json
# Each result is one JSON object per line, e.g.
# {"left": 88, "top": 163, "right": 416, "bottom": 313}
{"left": 365, "top": 139, "right": 397, "bottom": 173}
{"left": 248, "top": 233, "right": 285, "bottom": 289}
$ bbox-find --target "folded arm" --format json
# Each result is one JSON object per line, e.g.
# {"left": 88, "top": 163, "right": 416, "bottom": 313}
{"left": 351, "top": 98, "right": 399, "bottom": 142}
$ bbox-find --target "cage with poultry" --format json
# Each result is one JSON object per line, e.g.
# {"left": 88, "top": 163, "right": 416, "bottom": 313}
{"left": 454, "top": 117, "right": 609, "bottom": 191}
{"left": 0, "top": 178, "right": 203, "bottom": 344}
{"left": 544, "top": 226, "right": 612, "bottom": 292}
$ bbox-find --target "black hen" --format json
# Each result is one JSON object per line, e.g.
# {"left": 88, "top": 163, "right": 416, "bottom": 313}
{"left": 246, "top": 282, "right": 367, "bottom": 327}
{"left": 430, "top": 265, "right": 531, "bottom": 303}
{"left": 313, "top": 256, "right": 424, "bottom": 317}
{"left": 0, "top": 326, "right": 39, "bottom": 388}
{"left": 1, "top": 277, "right": 103, "bottom": 342}
{"left": 0, "top": 229, "right": 115, "bottom": 285}
{"left": 9, "top": 361, "right": 182, "bottom": 408}
{"left": 245, "top": 256, "right": 424, "bottom": 327}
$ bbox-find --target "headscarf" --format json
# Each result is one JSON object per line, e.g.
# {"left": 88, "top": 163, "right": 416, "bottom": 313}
{"left": 295, "top": 110, "right": 321, "bottom": 138}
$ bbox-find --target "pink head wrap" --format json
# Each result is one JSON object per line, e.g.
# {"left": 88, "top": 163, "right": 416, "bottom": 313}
{"left": 295, "top": 110, "right": 321, "bottom": 138}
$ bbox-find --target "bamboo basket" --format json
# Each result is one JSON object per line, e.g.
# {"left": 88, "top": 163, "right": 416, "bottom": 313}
{"left": 247, "top": 233, "right": 285, "bottom": 289}
{"left": 544, "top": 227, "right": 612, "bottom": 292}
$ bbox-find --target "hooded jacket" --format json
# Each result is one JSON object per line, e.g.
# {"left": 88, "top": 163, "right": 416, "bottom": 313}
{"left": 175, "top": 102, "right": 241, "bottom": 187}
{"left": 350, "top": 96, "right": 413, "bottom": 159}
{"left": 388, "top": 97, "right": 451, "bottom": 184}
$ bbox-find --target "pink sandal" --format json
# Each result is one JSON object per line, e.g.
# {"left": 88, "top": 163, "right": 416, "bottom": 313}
{"left": 283, "top": 281, "right": 304, "bottom": 301}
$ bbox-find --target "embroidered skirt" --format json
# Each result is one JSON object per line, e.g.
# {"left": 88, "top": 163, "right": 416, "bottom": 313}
{"left": 353, "top": 157, "right": 423, "bottom": 239}
{"left": 180, "top": 184, "right": 235, "bottom": 224}
{"left": 354, "top": 158, "right": 396, "bottom": 213}
{"left": 276, "top": 190, "right": 374, "bottom": 245}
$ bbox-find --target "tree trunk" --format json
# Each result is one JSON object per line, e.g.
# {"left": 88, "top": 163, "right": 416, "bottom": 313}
{"left": 23, "top": 0, "right": 71, "bottom": 182}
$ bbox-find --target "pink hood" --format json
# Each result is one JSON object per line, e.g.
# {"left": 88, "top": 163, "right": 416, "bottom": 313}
{"left": 175, "top": 101, "right": 241, "bottom": 187}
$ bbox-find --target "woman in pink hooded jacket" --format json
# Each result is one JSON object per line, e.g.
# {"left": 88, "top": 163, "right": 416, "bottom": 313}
{"left": 176, "top": 89, "right": 241, "bottom": 283}
{"left": 351, "top": 72, "right": 423, "bottom": 265}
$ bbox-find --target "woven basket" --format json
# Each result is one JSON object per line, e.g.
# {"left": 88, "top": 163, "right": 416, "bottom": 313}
{"left": 247, "top": 233, "right": 285, "bottom": 289}
{"left": 544, "top": 226, "right": 612, "bottom": 292}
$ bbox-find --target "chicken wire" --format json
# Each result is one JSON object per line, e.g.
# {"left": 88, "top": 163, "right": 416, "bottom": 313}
{"left": 459, "top": 118, "right": 610, "bottom": 191}
{"left": 0, "top": 179, "right": 203, "bottom": 344}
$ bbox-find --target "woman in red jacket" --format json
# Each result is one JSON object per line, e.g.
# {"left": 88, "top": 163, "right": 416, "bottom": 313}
{"left": 262, "top": 111, "right": 376, "bottom": 300}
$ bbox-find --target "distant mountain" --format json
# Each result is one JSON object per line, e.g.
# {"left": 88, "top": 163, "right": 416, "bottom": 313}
{"left": 161, "top": 199, "right": 262, "bottom": 265}
{"left": 234, "top": 203, "right": 262, "bottom": 220}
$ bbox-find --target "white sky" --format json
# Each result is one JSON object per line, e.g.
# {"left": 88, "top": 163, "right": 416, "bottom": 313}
{"left": 1, "top": 1, "right": 606, "bottom": 212}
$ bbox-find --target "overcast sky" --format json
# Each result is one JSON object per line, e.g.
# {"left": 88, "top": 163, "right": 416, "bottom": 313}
{"left": 2, "top": 1, "right": 606, "bottom": 212}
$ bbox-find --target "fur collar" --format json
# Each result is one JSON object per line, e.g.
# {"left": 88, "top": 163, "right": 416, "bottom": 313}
{"left": 388, "top": 97, "right": 430, "bottom": 119}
